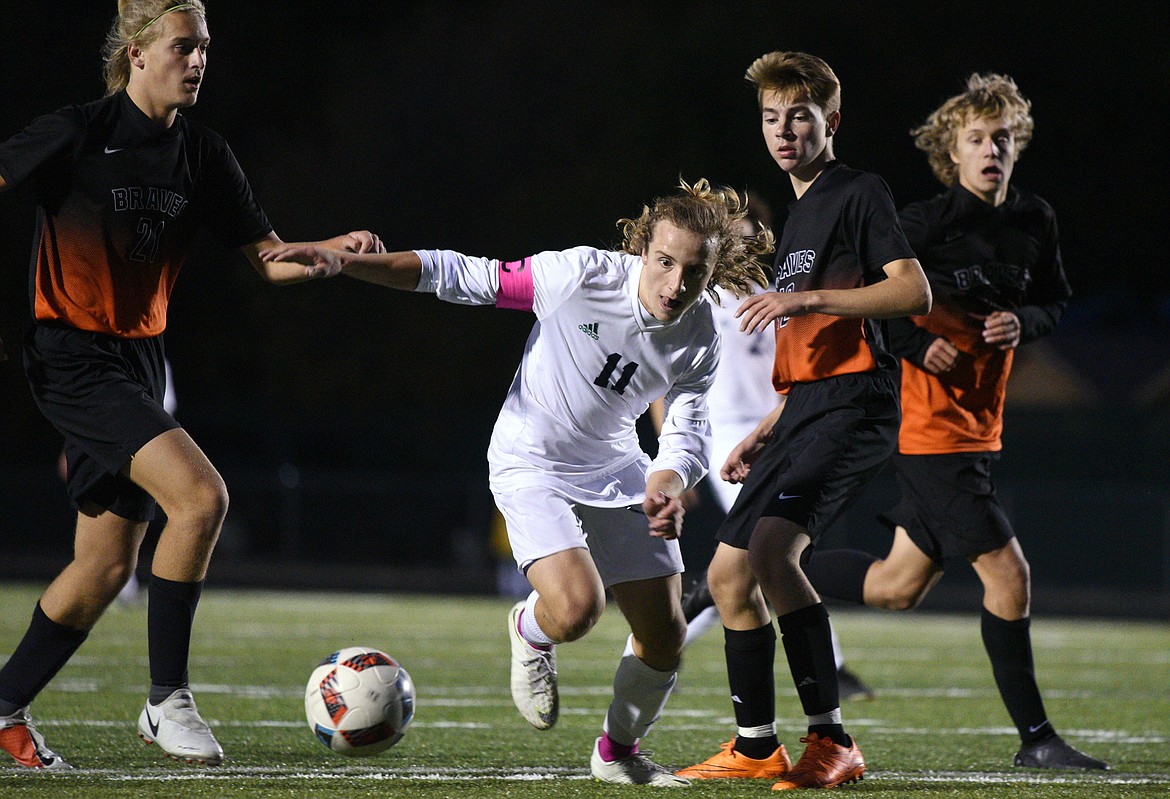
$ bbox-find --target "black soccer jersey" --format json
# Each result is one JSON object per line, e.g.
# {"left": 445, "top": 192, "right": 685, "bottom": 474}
{"left": 770, "top": 161, "right": 916, "bottom": 392}
{"left": 0, "top": 91, "right": 272, "bottom": 338}
{"left": 891, "top": 183, "right": 1071, "bottom": 453}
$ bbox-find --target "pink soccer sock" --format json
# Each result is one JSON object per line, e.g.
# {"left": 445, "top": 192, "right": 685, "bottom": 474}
{"left": 598, "top": 733, "right": 638, "bottom": 762}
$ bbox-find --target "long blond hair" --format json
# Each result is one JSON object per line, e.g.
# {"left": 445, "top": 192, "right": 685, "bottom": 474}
{"left": 618, "top": 178, "right": 774, "bottom": 303}
{"left": 911, "top": 73, "right": 1034, "bottom": 186}
{"left": 102, "top": 1, "right": 207, "bottom": 96}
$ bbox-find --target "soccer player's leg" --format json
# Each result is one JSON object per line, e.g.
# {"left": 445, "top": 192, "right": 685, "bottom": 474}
{"left": 0, "top": 506, "right": 148, "bottom": 770}
{"left": 510, "top": 548, "right": 604, "bottom": 730}
{"left": 749, "top": 518, "right": 865, "bottom": 790}
{"left": 590, "top": 574, "right": 689, "bottom": 786}
{"left": 972, "top": 540, "right": 1108, "bottom": 770}
{"left": 677, "top": 544, "right": 792, "bottom": 780}
{"left": 125, "top": 429, "right": 228, "bottom": 765}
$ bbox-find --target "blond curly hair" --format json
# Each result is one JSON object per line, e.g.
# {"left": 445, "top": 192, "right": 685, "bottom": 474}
{"left": 912, "top": 73, "right": 1034, "bottom": 186}
{"left": 102, "top": 1, "right": 208, "bottom": 96}
{"left": 617, "top": 178, "right": 773, "bottom": 304}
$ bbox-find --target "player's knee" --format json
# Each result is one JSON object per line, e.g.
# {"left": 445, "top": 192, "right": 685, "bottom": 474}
{"left": 547, "top": 593, "right": 604, "bottom": 642}
{"left": 170, "top": 475, "right": 229, "bottom": 533}
{"left": 866, "top": 564, "right": 930, "bottom": 611}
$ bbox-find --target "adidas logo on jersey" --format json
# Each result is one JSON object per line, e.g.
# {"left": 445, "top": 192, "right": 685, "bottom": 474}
{"left": 578, "top": 322, "right": 599, "bottom": 340}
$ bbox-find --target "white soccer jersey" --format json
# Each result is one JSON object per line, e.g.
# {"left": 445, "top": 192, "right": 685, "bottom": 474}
{"left": 705, "top": 284, "right": 785, "bottom": 512}
{"left": 415, "top": 246, "right": 719, "bottom": 506}
{"left": 707, "top": 284, "right": 780, "bottom": 427}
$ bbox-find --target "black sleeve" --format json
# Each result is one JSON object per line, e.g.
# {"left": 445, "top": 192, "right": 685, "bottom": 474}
{"left": 847, "top": 174, "right": 918, "bottom": 281}
{"left": 897, "top": 200, "right": 930, "bottom": 256}
{"left": 887, "top": 315, "right": 938, "bottom": 366}
{"left": 197, "top": 134, "right": 273, "bottom": 248}
{"left": 1016, "top": 207, "right": 1071, "bottom": 345}
{"left": 0, "top": 107, "right": 84, "bottom": 187}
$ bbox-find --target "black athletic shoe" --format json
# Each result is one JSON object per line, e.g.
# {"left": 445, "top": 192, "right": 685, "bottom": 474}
{"left": 681, "top": 573, "right": 715, "bottom": 623}
{"left": 1014, "top": 735, "right": 1109, "bottom": 770}
{"left": 836, "top": 665, "right": 875, "bottom": 702}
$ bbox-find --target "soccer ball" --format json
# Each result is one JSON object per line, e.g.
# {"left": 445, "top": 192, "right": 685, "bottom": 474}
{"left": 304, "top": 646, "right": 415, "bottom": 756}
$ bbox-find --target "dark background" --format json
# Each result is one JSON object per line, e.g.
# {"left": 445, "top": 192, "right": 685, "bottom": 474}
{"left": 2, "top": 2, "right": 1168, "bottom": 613}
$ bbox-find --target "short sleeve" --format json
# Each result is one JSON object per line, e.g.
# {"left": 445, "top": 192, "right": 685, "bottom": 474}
{"left": 195, "top": 134, "right": 273, "bottom": 248}
{"left": 0, "top": 106, "right": 84, "bottom": 187}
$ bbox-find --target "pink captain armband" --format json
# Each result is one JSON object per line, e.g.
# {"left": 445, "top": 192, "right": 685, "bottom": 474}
{"left": 497, "top": 257, "right": 535, "bottom": 311}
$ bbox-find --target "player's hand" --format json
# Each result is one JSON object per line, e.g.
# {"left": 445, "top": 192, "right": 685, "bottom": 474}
{"left": 338, "top": 230, "right": 385, "bottom": 254}
{"left": 982, "top": 311, "right": 1021, "bottom": 350}
{"left": 736, "top": 290, "right": 811, "bottom": 335}
{"left": 260, "top": 243, "right": 346, "bottom": 279}
{"left": 922, "top": 336, "right": 960, "bottom": 374}
{"left": 720, "top": 425, "right": 774, "bottom": 484}
{"left": 643, "top": 491, "right": 685, "bottom": 540}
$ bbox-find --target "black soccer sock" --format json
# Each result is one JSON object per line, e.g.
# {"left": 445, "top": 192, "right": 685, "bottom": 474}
{"left": 724, "top": 623, "right": 781, "bottom": 759}
{"left": 802, "top": 550, "right": 877, "bottom": 605}
{"left": 981, "top": 608, "right": 1053, "bottom": 744}
{"left": 777, "top": 603, "right": 850, "bottom": 747}
{"left": 147, "top": 575, "right": 204, "bottom": 704}
{"left": 0, "top": 603, "right": 89, "bottom": 714}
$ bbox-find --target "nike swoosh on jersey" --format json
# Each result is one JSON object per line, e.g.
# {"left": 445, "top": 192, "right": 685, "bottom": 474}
{"left": 776, "top": 492, "right": 801, "bottom": 500}
{"left": 104, "top": 146, "right": 126, "bottom": 154}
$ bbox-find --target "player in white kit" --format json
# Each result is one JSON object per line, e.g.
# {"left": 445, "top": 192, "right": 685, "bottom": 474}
{"left": 261, "top": 179, "right": 773, "bottom": 786}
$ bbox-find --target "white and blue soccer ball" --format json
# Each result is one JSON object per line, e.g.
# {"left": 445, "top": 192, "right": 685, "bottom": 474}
{"left": 304, "top": 646, "right": 415, "bottom": 756}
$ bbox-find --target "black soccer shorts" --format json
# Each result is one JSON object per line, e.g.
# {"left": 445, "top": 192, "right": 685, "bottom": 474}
{"left": 24, "top": 323, "right": 180, "bottom": 521}
{"left": 717, "top": 371, "right": 899, "bottom": 549}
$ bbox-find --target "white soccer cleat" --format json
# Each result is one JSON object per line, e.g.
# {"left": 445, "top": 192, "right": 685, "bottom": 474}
{"left": 137, "top": 688, "right": 224, "bottom": 765}
{"left": 0, "top": 707, "right": 72, "bottom": 770}
{"left": 590, "top": 737, "right": 691, "bottom": 787}
{"left": 507, "top": 600, "right": 558, "bottom": 730}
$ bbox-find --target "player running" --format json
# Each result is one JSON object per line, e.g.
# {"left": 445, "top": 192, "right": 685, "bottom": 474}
{"left": 0, "top": 0, "right": 380, "bottom": 769}
{"left": 262, "top": 178, "right": 772, "bottom": 786}
{"left": 677, "top": 51, "right": 930, "bottom": 790}
{"left": 801, "top": 73, "right": 1108, "bottom": 771}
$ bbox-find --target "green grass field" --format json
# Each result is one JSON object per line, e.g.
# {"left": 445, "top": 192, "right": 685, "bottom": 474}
{"left": 1, "top": 583, "right": 1167, "bottom": 798}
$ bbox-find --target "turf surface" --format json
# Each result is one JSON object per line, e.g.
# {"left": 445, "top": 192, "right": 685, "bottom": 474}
{"left": 1, "top": 584, "right": 1167, "bottom": 797}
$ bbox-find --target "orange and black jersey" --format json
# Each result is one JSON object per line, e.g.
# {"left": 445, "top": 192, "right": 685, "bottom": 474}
{"left": 891, "top": 183, "right": 1070, "bottom": 454}
{"left": 0, "top": 91, "right": 272, "bottom": 338}
{"left": 770, "top": 161, "right": 916, "bottom": 392}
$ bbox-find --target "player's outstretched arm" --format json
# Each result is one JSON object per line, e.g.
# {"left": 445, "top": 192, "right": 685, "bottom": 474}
{"left": 244, "top": 231, "right": 385, "bottom": 285}
{"left": 260, "top": 241, "right": 424, "bottom": 290}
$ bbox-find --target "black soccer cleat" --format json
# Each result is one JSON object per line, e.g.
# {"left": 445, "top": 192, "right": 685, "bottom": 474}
{"left": 1014, "top": 734, "right": 1109, "bottom": 770}
{"left": 680, "top": 572, "right": 715, "bottom": 623}
{"left": 836, "top": 665, "right": 876, "bottom": 702}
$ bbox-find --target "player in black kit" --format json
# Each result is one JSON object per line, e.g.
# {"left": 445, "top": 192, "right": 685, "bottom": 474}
{"left": 802, "top": 73, "right": 1108, "bottom": 770}
{"left": 677, "top": 52, "right": 930, "bottom": 789}
{"left": 0, "top": 1, "right": 380, "bottom": 769}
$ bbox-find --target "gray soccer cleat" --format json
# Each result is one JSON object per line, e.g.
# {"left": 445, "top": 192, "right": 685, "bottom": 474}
{"left": 138, "top": 688, "right": 224, "bottom": 765}
{"left": 507, "top": 600, "right": 558, "bottom": 730}
{"left": 590, "top": 737, "right": 691, "bottom": 787}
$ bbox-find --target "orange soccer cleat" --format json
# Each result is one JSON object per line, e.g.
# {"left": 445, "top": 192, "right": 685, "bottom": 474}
{"left": 771, "top": 733, "right": 865, "bottom": 790}
{"left": 676, "top": 738, "right": 791, "bottom": 779}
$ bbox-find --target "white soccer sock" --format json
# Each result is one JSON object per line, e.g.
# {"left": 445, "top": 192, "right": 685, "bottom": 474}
{"left": 602, "top": 635, "right": 677, "bottom": 746}
{"left": 682, "top": 606, "right": 720, "bottom": 649}
{"left": 519, "top": 590, "right": 557, "bottom": 647}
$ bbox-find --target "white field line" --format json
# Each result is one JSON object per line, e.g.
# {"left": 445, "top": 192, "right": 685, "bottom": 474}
{"left": 37, "top": 716, "right": 1169, "bottom": 744}
{"left": 2, "top": 765, "right": 1168, "bottom": 785}
{"left": 44, "top": 679, "right": 1117, "bottom": 702}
